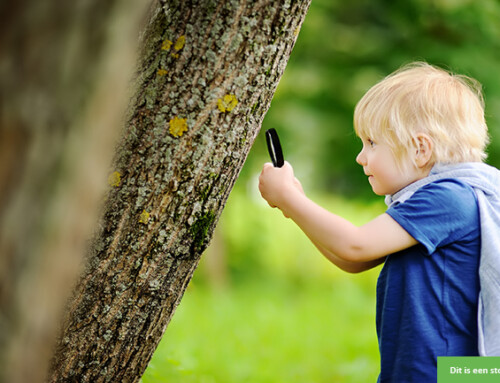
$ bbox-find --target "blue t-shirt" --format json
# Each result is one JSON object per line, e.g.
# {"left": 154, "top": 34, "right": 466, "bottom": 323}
{"left": 379, "top": 179, "right": 481, "bottom": 382}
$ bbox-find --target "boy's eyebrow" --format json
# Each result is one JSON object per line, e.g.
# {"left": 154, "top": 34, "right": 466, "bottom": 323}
{"left": 358, "top": 133, "right": 373, "bottom": 141}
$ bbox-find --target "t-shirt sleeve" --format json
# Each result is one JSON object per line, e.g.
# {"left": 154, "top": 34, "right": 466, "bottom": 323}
{"left": 386, "top": 180, "right": 478, "bottom": 255}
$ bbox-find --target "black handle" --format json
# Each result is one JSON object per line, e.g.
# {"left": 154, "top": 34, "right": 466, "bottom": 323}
{"left": 265, "top": 128, "right": 284, "bottom": 168}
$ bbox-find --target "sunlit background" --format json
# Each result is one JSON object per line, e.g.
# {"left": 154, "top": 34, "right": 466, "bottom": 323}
{"left": 143, "top": 0, "right": 500, "bottom": 381}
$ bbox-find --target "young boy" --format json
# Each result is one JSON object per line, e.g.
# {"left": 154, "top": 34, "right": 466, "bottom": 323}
{"left": 258, "top": 62, "right": 500, "bottom": 382}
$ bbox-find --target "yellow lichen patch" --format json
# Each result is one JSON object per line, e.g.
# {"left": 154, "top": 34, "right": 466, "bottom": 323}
{"left": 169, "top": 116, "right": 188, "bottom": 138}
{"left": 157, "top": 69, "right": 168, "bottom": 76}
{"left": 161, "top": 39, "right": 173, "bottom": 50}
{"left": 293, "top": 26, "right": 301, "bottom": 36}
{"left": 217, "top": 94, "right": 238, "bottom": 113}
{"left": 174, "top": 35, "right": 186, "bottom": 51}
{"left": 139, "top": 210, "right": 150, "bottom": 224}
{"left": 108, "top": 171, "right": 121, "bottom": 187}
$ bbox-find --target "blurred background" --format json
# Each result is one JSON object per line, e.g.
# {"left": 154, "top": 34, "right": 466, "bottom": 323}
{"left": 143, "top": 0, "right": 500, "bottom": 381}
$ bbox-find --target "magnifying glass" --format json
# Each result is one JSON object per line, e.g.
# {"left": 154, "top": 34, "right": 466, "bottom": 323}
{"left": 265, "top": 128, "right": 284, "bottom": 168}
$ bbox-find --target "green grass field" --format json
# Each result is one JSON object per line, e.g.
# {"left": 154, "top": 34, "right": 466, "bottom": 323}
{"left": 142, "top": 187, "right": 385, "bottom": 383}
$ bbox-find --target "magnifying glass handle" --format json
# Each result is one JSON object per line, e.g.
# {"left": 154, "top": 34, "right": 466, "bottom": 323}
{"left": 265, "top": 128, "right": 284, "bottom": 168}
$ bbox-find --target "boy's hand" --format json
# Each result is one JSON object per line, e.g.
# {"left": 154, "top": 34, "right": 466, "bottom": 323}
{"left": 258, "top": 161, "right": 304, "bottom": 215}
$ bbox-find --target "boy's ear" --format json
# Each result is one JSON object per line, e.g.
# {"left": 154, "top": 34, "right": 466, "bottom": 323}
{"left": 414, "top": 133, "right": 433, "bottom": 167}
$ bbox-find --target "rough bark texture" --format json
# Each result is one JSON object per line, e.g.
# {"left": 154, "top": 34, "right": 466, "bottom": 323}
{"left": 0, "top": 1, "right": 148, "bottom": 382}
{"left": 49, "top": 0, "right": 311, "bottom": 382}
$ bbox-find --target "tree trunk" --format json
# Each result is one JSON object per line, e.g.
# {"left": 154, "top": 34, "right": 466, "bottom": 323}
{"left": 49, "top": 0, "right": 311, "bottom": 381}
{"left": 0, "top": 1, "right": 149, "bottom": 382}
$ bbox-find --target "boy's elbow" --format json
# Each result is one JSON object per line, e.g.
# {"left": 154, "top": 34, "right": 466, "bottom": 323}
{"left": 334, "top": 241, "right": 369, "bottom": 263}
{"left": 328, "top": 236, "right": 379, "bottom": 264}
{"left": 322, "top": 243, "right": 381, "bottom": 273}
{"left": 341, "top": 256, "right": 386, "bottom": 274}
{"left": 341, "top": 263, "right": 368, "bottom": 274}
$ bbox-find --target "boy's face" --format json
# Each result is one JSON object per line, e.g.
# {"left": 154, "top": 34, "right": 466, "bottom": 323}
{"left": 356, "top": 137, "right": 421, "bottom": 196}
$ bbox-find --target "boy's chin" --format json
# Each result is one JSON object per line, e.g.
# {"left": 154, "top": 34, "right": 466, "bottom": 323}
{"left": 368, "top": 181, "right": 385, "bottom": 196}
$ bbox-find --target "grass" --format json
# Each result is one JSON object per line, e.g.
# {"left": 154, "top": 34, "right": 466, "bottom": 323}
{"left": 142, "top": 185, "right": 386, "bottom": 383}
{"left": 143, "top": 277, "right": 381, "bottom": 383}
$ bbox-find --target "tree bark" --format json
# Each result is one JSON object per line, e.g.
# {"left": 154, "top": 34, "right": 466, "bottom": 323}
{"left": 0, "top": 1, "right": 149, "bottom": 382}
{"left": 49, "top": 0, "right": 311, "bottom": 381}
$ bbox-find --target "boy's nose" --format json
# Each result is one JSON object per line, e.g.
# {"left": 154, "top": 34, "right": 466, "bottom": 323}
{"left": 356, "top": 149, "right": 366, "bottom": 166}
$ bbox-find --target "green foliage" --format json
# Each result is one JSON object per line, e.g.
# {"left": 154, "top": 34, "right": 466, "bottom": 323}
{"left": 215, "top": 189, "right": 385, "bottom": 286}
{"left": 244, "top": 0, "right": 500, "bottom": 200}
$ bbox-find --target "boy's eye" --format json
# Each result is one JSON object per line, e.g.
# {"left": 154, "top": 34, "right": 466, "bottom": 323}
{"left": 367, "top": 138, "right": 376, "bottom": 147}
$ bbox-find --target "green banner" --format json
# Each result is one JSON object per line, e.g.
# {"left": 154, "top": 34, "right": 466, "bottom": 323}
{"left": 438, "top": 357, "right": 500, "bottom": 382}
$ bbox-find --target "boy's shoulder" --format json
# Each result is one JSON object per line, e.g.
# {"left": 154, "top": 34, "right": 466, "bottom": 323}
{"left": 399, "top": 178, "right": 478, "bottom": 221}
{"left": 420, "top": 177, "right": 477, "bottom": 196}
{"left": 389, "top": 178, "right": 479, "bottom": 223}
{"left": 418, "top": 178, "right": 478, "bottom": 207}
{"left": 388, "top": 177, "right": 480, "bottom": 254}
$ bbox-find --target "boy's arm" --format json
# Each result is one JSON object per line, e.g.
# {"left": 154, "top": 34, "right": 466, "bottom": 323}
{"left": 282, "top": 192, "right": 416, "bottom": 262}
{"left": 259, "top": 162, "right": 418, "bottom": 265}
{"left": 309, "top": 240, "right": 386, "bottom": 273}
{"left": 272, "top": 169, "right": 384, "bottom": 273}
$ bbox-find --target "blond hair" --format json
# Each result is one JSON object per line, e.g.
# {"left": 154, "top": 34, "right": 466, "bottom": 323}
{"left": 354, "top": 62, "right": 489, "bottom": 168}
